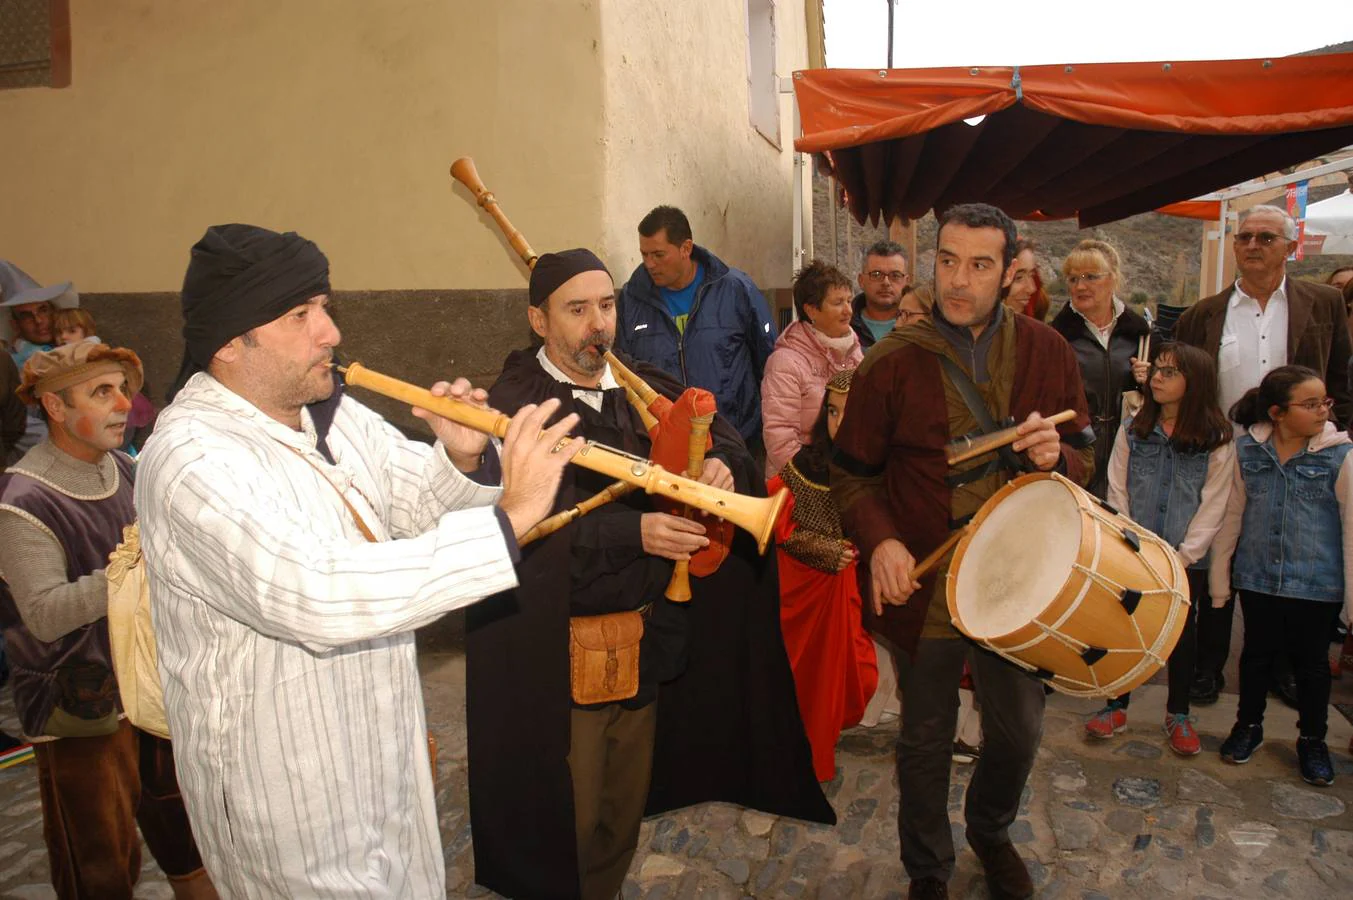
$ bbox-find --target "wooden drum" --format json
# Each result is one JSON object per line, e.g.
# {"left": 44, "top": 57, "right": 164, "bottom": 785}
{"left": 946, "top": 472, "right": 1189, "bottom": 698}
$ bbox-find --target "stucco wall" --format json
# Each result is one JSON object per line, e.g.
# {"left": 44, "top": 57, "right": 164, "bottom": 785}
{"left": 597, "top": 0, "right": 807, "bottom": 289}
{"left": 0, "top": 0, "right": 606, "bottom": 292}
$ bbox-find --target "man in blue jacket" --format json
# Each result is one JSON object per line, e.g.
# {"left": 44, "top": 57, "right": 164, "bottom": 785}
{"left": 615, "top": 206, "right": 777, "bottom": 458}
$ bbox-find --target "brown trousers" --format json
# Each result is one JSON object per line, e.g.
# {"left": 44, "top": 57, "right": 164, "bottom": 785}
{"left": 568, "top": 702, "right": 657, "bottom": 900}
{"left": 33, "top": 720, "right": 206, "bottom": 899}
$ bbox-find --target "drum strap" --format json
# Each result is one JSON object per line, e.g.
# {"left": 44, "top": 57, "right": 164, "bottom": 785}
{"left": 935, "top": 355, "right": 1031, "bottom": 477}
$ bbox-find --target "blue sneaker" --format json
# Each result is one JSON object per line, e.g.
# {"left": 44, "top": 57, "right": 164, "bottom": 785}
{"left": 1219, "top": 723, "right": 1264, "bottom": 764}
{"left": 1297, "top": 737, "right": 1335, "bottom": 787}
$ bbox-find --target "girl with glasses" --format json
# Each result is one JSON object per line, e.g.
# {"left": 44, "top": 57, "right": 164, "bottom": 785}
{"left": 1085, "top": 343, "right": 1235, "bottom": 756}
{"left": 1210, "top": 365, "right": 1353, "bottom": 786}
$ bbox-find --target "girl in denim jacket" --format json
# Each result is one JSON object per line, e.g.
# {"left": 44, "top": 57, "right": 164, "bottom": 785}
{"left": 1085, "top": 343, "right": 1235, "bottom": 756}
{"left": 1210, "top": 365, "right": 1353, "bottom": 786}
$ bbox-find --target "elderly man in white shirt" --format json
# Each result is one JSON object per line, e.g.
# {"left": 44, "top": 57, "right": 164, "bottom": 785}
{"left": 136, "top": 224, "right": 581, "bottom": 899}
{"left": 1172, "top": 203, "right": 1352, "bottom": 708}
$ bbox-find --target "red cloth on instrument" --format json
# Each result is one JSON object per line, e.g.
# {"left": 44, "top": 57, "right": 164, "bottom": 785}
{"left": 769, "top": 475, "right": 879, "bottom": 783}
{"left": 650, "top": 387, "right": 731, "bottom": 576}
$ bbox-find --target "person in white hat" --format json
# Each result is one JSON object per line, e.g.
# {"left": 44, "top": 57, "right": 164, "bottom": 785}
{"left": 0, "top": 261, "right": 80, "bottom": 458}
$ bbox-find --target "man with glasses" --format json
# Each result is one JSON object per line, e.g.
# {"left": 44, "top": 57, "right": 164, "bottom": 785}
{"left": 851, "top": 240, "right": 910, "bottom": 350}
{"left": 1175, "top": 203, "right": 1352, "bottom": 707}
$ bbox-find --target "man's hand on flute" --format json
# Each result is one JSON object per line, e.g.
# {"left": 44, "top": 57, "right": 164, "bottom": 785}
{"left": 413, "top": 378, "right": 495, "bottom": 472}
{"left": 641, "top": 513, "right": 708, "bottom": 561}
{"left": 497, "top": 399, "right": 583, "bottom": 540}
{"left": 697, "top": 457, "right": 734, "bottom": 492}
{"left": 871, "top": 538, "right": 923, "bottom": 617}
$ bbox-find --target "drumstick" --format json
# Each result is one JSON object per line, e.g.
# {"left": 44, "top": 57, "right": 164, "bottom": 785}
{"left": 945, "top": 410, "right": 1077, "bottom": 467}
{"left": 910, "top": 527, "right": 968, "bottom": 581}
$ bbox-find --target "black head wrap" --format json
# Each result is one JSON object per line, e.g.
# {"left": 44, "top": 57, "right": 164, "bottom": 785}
{"left": 168, "top": 223, "right": 330, "bottom": 399}
{"left": 528, "top": 249, "right": 609, "bottom": 307}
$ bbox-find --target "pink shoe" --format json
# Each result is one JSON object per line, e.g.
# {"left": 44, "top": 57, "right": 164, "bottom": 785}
{"left": 1085, "top": 704, "right": 1127, "bottom": 739}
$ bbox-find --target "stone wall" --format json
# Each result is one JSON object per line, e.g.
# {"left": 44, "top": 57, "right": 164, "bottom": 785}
{"left": 82, "top": 289, "right": 532, "bottom": 435}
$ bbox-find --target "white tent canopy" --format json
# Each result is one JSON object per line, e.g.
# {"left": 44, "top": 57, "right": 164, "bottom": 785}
{"left": 1303, "top": 190, "right": 1353, "bottom": 255}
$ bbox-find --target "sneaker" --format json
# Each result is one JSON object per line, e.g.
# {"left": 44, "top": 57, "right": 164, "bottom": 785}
{"left": 1219, "top": 723, "right": 1264, "bottom": 764}
{"left": 1163, "top": 713, "right": 1201, "bottom": 756}
{"left": 907, "top": 876, "right": 949, "bottom": 899}
{"left": 0, "top": 731, "right": 23, "bottom": 754}
{"left": 952, "top": 740, "right": 981, "bottom": 764}
{"left": 1085, "top": 703, "right": 1127, "bottom": 739}
{"left": 1297, "top": 737, "right": 1335, "bottom": 787}
{"left": 1189, "top": 671, "right": 1223, "bottom": 705}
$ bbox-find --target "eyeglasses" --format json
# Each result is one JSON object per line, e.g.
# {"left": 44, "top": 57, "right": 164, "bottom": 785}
{"left": 1287, "top": 397, "right": 1335, "bottom": 413}
{"left": 866, "top": 270, "right": 909, "bottom": 284}
{"left": 897, "top": 309, "right": 929, "bottom": 323}
{"left": 1065, "top": 273, "right": 1109, "bottom": 287}
{"left": 1150, "top": 365, "right": 1181, "bottom": 379}
{"left": 1234, "top": 231, "right": 1285, "bottom": 246}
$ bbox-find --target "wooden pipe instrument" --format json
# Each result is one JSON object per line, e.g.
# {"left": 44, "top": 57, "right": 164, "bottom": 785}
{"left": 945, "top": 410, "right": 1077, "bottom": 467}
{"left": 337, "top": 362, "right": 787, "bottom": 555}
{"left": 450, "top": 155, "right": 734, "bottom": 596}
{"left": 450, "top": 157, "right": 539, "bottom": 269}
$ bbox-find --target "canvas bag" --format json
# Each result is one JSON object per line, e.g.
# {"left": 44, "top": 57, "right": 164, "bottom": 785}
{"left": 106, "top": 522, "right": 170, "bottom": 739}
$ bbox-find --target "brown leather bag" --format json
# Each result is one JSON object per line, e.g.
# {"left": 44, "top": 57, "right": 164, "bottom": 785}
{"left": 568, "top": 611, "right": 644, "bottom": 704}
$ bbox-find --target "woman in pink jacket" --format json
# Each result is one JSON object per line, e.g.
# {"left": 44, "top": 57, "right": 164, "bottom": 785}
{"left": 761, "top": 261, "right": 864, "bottom": 476}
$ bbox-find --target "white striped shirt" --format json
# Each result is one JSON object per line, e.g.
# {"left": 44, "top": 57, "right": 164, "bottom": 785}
{"left": 135, "top": 373, "right": 517, "bottom": 899}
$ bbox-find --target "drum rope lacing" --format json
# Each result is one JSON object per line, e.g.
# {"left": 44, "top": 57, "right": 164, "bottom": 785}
{"left": 965, "top": 502, "right": 1189, "bottom": 697}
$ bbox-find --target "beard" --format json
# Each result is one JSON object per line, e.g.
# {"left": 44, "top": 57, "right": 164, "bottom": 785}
{"left": 939, "top": 289, "right": 999, "bottom": 328}
{"left": 568, "top": 331, "right": 613, "bottom": 374}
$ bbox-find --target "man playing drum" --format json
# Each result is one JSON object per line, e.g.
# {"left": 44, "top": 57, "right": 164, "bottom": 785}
{"left": 831, "top": 203, "right": 1095, "bottom": 900}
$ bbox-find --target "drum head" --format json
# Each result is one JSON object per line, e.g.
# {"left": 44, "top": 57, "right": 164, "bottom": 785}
{"left": 953, "top": 479, "right": 1082, "bottom": 639}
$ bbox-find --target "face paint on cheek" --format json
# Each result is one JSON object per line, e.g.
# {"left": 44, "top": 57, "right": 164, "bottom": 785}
{"left": 72, "top": 415, "right": 96, "bottom": 441}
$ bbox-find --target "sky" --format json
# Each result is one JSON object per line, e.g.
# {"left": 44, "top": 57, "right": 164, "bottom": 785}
{"left": 823, "top": 0, "right": 1353, "bottom": 69}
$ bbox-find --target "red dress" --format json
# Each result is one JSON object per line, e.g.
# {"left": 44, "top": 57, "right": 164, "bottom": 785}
{"left": 770, "top": 457, "right": 879, "bottom": 782}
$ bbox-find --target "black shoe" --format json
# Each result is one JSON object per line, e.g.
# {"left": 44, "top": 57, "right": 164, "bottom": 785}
{"left": 1220, "top": 722, "right": 1264, "bottom": 764}
{"left": 1297, "top": 737, "right": 1335, "bottom": 787}
{"left": 1189, "top": 671, "right": 1223, "bottom": 705}
{"left": 907, "top": 876, "right": 949, "bottom": 899}
{"left": 1272, "top": 672, "right": 1300, "bottom": 711}
{"left": 0, "top": 730, "right": 24, "bottom": 754}
{"left": 972, "top": 841, "right": 1033, "bottom": 899}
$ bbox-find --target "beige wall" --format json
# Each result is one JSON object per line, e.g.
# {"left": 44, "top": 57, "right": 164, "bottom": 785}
{"left": 597, "top": 0, "right": 807, "bottom": 289}
{"left": 0, "top": 0, "right": 607, "bottom": 292}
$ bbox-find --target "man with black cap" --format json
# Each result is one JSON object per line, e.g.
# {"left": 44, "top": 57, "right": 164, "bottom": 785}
{"left": 470, "top": 249, "right": 832, "bottom": 900}
{"left": 0, "top": 342, "right": 215, "bottom": 899}
{"left": 136, "top": 223, "right": 582, "bottom": 898}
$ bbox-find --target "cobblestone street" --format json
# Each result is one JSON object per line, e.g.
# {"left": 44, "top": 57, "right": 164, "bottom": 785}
{"left": 3, "top": 612, "right": 1352, "bottom": 898}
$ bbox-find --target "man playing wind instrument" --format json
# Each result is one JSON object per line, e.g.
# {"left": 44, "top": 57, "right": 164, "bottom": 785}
{"left": 470, "top": 248, "right": 832, "bottom": 900}
{"left": 136, "top": 223, "right": 580, "bottom": 898}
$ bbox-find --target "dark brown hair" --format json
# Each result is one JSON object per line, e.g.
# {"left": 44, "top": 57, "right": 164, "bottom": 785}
{"left": 792, "top": 260, "right": 853, "bottom": 321}
{"left": 1230, "top": 365, "right": 1323, "bottom": 427}
{"left": 1131, "top": 342, "right": 1232, "bottom": 452}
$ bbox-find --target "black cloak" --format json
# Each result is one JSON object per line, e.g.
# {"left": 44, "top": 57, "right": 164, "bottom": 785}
{"left": 466, "top": 348, "right": 833, "bottom": 899}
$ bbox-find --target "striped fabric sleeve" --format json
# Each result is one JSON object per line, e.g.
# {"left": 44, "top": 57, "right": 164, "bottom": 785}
{"left": 157, "top": 451, "right": 518, "bottom": 653}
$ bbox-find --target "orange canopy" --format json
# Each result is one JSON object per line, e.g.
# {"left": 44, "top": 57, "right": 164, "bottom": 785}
{"left": 794, "top": 55, "right": 1353, "bottom": 227}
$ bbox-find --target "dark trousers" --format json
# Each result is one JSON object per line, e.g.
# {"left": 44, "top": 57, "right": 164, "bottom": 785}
{"left": 1194, "top": 585, "right": 1235, "bottom": 679}
{"left": 1116, "top": 568, "right": 1205, "bottom": 715}
{"left": 1235, "top": 591, "right": 1341, "bottom": 739}
{"left": 568, "top": 702, "right": 657, "bottom": 900}
{"left": 897, "top": 638, "right": 1045, "bottom": 882}
{"left": 32, "top": 721, "right": 205, "bottom": 900}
